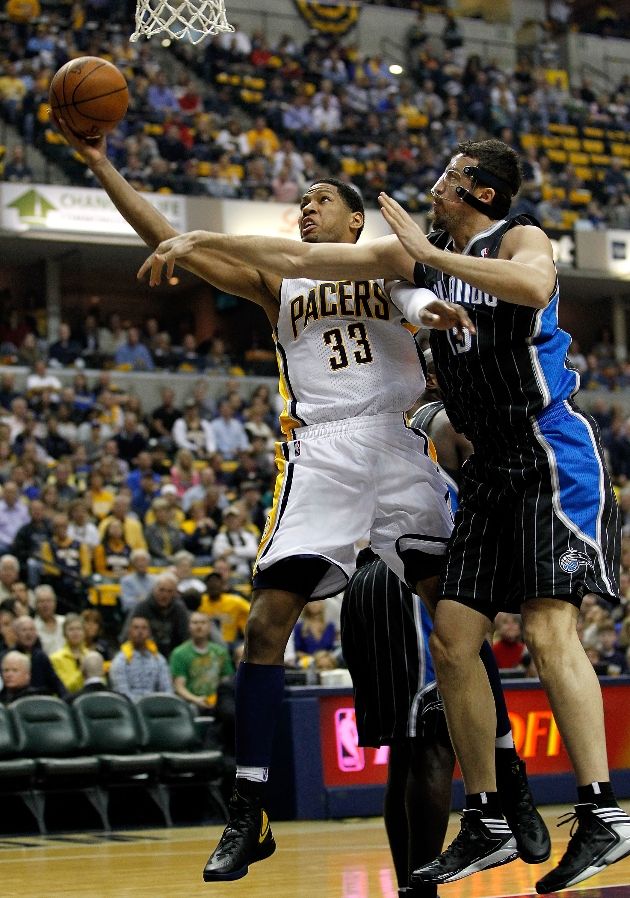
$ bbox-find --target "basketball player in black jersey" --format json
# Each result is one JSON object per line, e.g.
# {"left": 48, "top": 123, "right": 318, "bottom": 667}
{"left": 146, "top": 139, "right": 630, "bottom": 893}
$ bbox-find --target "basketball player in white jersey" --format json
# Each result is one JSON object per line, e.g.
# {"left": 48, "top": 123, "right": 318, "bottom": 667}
{"left": 52, "top": 113, "right": 476, "bottom": 882}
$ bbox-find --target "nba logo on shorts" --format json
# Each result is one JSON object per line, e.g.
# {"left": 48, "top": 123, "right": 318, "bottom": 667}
{"left": 334, "top": 708, "right": 365, "bottom": 772}
{"left": 294, "top": 440, "right": 301, "bottom": 457}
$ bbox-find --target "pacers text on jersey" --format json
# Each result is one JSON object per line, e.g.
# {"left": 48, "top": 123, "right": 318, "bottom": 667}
{"left": 289, "top": 280, "right": 390, "bottom": 338}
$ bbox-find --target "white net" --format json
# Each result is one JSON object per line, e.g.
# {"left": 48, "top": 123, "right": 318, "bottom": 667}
{"left": 130, "top": 0, "right": 234, "bottom": 44}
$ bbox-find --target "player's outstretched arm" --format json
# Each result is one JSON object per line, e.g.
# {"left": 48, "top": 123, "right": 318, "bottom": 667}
{"left": 379, "top": 192, "right": 556, "bottom": 309}
{"left": 52, "top": 115, "right": 279, "bottom": 317}
{"left": 138, "top": 230, "right": 413, "bottom": 286}
{"left": 389, "top": 283, "right": 475, "bottom": 335}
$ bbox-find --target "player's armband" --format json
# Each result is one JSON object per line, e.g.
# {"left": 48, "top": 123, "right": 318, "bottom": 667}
{"left": 390, "top": 281, "right": 439, "bottom": 326}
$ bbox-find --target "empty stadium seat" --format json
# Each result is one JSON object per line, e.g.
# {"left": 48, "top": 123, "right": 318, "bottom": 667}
{"left": 9, "top": 696, "right": 108, "bottom": 833}
{"left": 136, "top": 693, "right": 228, "bottom": 821}
{"left": 0, "top": 705, "right": 42, "bottom": 833}
{"left": 72, "top": 692, "right": 170, "bottom": 826}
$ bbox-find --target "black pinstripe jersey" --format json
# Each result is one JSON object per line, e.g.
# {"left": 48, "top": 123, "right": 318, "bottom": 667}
{"left": 413, "top": 215, "right": 579, "bottom": 448}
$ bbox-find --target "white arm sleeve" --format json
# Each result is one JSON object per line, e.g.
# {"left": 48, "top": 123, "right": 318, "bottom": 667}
{"left": 389, "top": 281, "right": 439, "bottom": 325}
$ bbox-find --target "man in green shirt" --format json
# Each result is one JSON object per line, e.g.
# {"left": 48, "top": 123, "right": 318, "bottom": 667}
{"left": 169, "top": 612, "right": 233, "bottom": 711}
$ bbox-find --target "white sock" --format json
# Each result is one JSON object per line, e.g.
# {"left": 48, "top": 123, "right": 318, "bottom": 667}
{"left": 495, "top": 733, "right": 515, "bottom": 749}
{"left": 236, "top": 765, "right": 269, "bottom": 783}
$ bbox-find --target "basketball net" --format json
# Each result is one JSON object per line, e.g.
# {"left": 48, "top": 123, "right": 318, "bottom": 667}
{"left": 130, "top": 0, "right": 234, "bottom": 44}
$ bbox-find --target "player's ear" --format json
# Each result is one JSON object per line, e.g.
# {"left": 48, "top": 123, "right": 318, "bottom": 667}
{"left": 476, "top": 186, "right": 495, "bottom": 207}
{"left": 350, "top": 211, "right": 364, "bottom": 236}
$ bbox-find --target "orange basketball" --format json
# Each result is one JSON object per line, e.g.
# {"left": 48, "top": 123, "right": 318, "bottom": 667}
{"left": 49, "top": 56, "right": 129, "bottom": 139}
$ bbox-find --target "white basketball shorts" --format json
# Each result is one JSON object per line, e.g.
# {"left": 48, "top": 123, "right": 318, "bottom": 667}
{"left": 254, "top": 412, "right": 453, "bottom": 598}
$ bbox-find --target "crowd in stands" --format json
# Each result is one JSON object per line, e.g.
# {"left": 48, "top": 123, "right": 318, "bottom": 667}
{"left": 0, "top": 334, "right": 350, "bottom": 756}
{"left": 0, "top": 3, "right": 627, "bottom": 229}
{"left": 0, "top": 307, "right": 271, "bottom": 376}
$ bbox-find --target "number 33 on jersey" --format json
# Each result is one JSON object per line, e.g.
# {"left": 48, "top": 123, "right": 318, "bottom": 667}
{"left": 275, "top": 277, "right": 426, "bottom": 439}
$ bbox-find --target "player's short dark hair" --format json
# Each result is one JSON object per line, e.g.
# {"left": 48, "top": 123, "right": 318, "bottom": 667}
{"left": 309, "top": 177, "right": 365, "bottom": 241}
{"left": 457, "top": 139, "right": 522, "bottom": 197}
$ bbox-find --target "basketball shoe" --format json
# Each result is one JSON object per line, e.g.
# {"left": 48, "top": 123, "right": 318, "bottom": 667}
{"left": 496, "top": 755, "right": 551, "bottom": 863}
{"left": 411, "top": 808, "right": 518, "bottom": 884}
{"left": 535, "top": 802, "right": 630, "bottom": 894}
{"left": 202, "top": 784, "right": 276, "bottom": 882}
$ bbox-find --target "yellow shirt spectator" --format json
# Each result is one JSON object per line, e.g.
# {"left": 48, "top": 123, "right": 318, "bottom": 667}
{"left": 198, "top": 574, "right": 250, "bottom": 644}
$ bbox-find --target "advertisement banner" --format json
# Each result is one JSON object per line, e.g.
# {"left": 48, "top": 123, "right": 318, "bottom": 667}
{"left": 320, "top": 682, "right": 630, "bottom": 788}
{"left": 0, "top": 183, "right": 187, "bottom": 236}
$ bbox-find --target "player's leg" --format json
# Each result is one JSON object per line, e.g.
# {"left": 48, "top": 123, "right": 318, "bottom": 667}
{"left": 405, "top": 688, "right": 455, "bottom": 898}
{"left": 527, "top": 402, "right": 630, "bottom": 892}
{"left": 385, "top": 741, "right": 414, "bottom": 893}
{"left": 203, "top": 585, "right": 306, "bottom": 882}
{"left": 523, "top": 598, "right": 630, "bottom": 894}
{"left": 414, "top": 579, "right": 549, "bottom": 864}
{"left": 204, "top": 426, "right": 371, "bottom": 881}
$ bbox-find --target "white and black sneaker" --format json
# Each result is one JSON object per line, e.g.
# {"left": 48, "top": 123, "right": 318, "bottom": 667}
{"left": 411, "top": 808, "right": 519, "bottom": 884}
{"left": 536, "top": 803, "right": 630, "bottom": 894}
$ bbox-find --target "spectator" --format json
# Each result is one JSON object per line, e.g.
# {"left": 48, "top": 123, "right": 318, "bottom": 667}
{"left": 11, "top": 614, "right": 67, "bottom": 698}
{"left": 115, "top": 412, "right": 149, "bottom": 465}
{"left": 120, "top": 548, "right": 156, "bottom": 614}
{"left": 94, "top": 518, "right": 133, "bottom": 580}
{"left": 198, "top": 571, "right": 250, "bottom": 646}
{"left": 67, "top": 498, "right": 100, "bottom": 550}
{"left": 122, "top": 572, "right": 189, "bottom": 658}
{"left": 172, "top": 549, "right": 207, "bottom": 597}
{"left": 144, "top": 497, "right": 184, "bottom": 564}
{"left": 81, "top": 609, "right": 112, "bottom": 661}
{"left": 50, "top": 613, "right": 89, "bottom": 694}
{"left": 492, "top": 613, "right": 528, "bottom": 671}
{"left": 172, "top": 400, "right": 217, "bottom": 457}
{"left": 25, "top": 360, "right": 62, "bottom": 403}
{"left": 210, "top": 400, "right": 250, "bottom": 459}
{"left": 293, "top": 600, "right": 337, "bottom": 664}
{"left": 2, "top": 145, "right": 33, "bottom": 183}
{"left": 0, "top": 481, "right": 30, "bottom": 554}
{"left": 33, "top": 584, "right": 65, "bottom": 656}
{"left": 148, "top": 386, "right": 181, "bottom": 446}
{"left": 0, "top": 604, "right": 17, "bottom": 652}
{"left": 48, "top": 322, "right": 81, "bottom": 367}
{"left": 114, "top": 326, "right": 154, "bottom": 371}
{"left": 169, "top": 611, "right": 233, "bottom": 712}
{"left": 0, "top": 554, "right": 23, "bottom": 602}
{"left": 38, "top": 512, "right": 92, "bottom": 611}
{"left": 109, "top": 615, "right": 173, "bottom": 700}
{"left": 98, "top": 494, "right": 147, "bottom": 551}
{"left": 67, "top": 651, "right": 110, "bottom": 702}
{"left": 597, "top": 623, "right": 627, "bottom": 675}
{"left": 182, "top": 499, "right": 218, "bottom": 563}
{"left": 170, "top": 448, "right": 201, "bottom": 497}
{"left": 0, "top": 651, "right": 43, "bottom": 703}
{"left": 211, "top": 506, "right": 258, "bottom": 580}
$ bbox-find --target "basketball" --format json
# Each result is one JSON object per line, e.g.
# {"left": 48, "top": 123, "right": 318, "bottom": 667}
{"left": 49, "top": 56, "right": 129, "bottom": 140}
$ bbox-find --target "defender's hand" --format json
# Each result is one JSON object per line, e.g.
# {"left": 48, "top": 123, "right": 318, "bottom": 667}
{"left": 137, "top": 231, "right": 203, "bottom": 286}
{"left": 379, "top": 192, "right": 433, "bottom": 262}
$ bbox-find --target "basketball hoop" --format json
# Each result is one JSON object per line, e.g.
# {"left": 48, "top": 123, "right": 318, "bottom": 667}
{"left": 130, "top": 0, "right": 234, "bottom": 44}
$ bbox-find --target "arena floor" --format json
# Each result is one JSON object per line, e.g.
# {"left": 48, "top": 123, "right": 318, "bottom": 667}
{"left": 2, "top": 804, "right": 629, "bottom": 898}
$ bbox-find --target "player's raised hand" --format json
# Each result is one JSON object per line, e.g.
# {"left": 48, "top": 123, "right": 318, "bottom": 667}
{"left": 379, "top": 193, "right": 433, "bottom": 261}
{"left": 420, "top": 299, "right": 475, "bottom": 336}
{"left": 51, "top": 111, "right": 107, "bottom": 167}
{"left": 137, "top": 231, "right": 204, "bottom": 285}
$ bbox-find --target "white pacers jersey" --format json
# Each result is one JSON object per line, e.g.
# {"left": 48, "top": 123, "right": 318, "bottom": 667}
{"left": 275, "top": 276, "right": 425, "bottom": 438}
